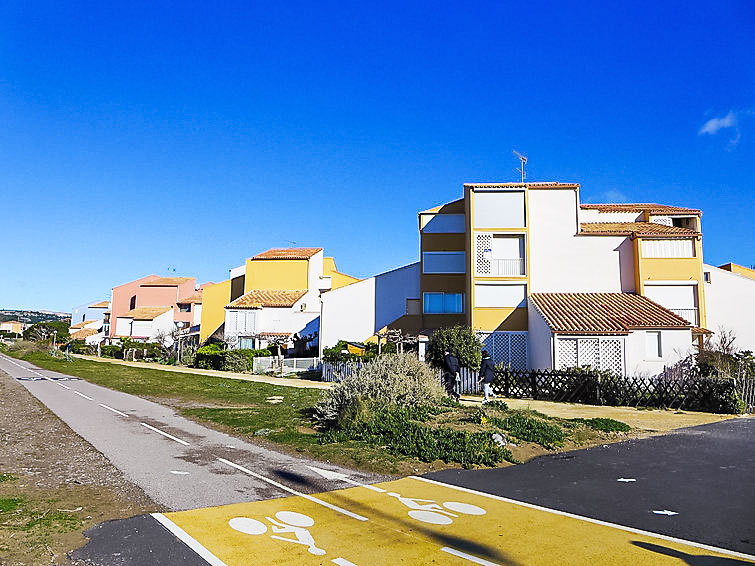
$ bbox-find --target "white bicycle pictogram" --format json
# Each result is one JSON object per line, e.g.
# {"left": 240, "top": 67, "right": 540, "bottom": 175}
{"left": 229, "top": 511, "right": 326, "bottom": 555}
{"left": 385, "top": 492, "right": 486, "bottom": 525}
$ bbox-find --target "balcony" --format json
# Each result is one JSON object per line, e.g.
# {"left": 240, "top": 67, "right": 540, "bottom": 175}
{"left": 476, "top": 258, "right": 526, "bottom": 277}
{"left": 670, "top": 307, "right": 699, "bottom": 326}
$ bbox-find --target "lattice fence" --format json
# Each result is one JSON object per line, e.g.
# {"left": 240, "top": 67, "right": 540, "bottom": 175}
{"left": 477, "top": 331, "right": 528, "bottom": 371}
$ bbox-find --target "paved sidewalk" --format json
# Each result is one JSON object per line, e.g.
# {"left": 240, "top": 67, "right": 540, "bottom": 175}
{"left": 74, "top": 354, "right": 331, "bottom": 390}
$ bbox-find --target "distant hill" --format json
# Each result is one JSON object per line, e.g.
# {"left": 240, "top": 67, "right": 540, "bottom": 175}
{"left": 0, "top": 309, "right": 70, "bottom": 324}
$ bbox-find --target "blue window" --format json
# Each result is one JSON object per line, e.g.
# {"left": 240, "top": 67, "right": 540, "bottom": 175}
{"left": 423, "top": 293, "right": 464, "bottom": 314}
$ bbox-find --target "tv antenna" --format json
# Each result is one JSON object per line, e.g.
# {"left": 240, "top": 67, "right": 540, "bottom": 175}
{"left": 513, "top": 150, "right": 528, "bottom": 183}
{"left": 283, "top": 239, "right": 297, "bottom": 247}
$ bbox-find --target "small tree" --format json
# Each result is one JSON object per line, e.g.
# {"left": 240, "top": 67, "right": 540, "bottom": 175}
{"left": 426, "top": 326, "right": 482, "bottom": 369}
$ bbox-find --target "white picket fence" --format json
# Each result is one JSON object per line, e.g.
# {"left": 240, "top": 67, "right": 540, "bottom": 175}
{"left": 252, "top": 356, "right": 320, "bottom": 374}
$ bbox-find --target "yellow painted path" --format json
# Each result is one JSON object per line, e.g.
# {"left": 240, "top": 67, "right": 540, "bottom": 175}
{"left": 157, "top": 476, "right": 753, "bottom": 566}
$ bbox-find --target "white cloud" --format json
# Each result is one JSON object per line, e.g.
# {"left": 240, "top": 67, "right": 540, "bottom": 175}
{"left": 699, "top": 111, "right": 738, "bottom": 135}
{"left": 598, "top": 190, "right": 629, "bottom": 203}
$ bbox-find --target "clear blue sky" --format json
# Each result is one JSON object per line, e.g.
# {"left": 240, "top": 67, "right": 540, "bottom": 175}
{"left": 1, "top": 1, "right": 753, "bottom": 312}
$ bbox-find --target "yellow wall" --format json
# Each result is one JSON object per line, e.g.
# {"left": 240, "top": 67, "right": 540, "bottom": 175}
{"left": 200, "top": 279, "right": 231, "bottom": 342}
{"left": 323, "top": 257, "right": 361, "bottom": 290}
{"left": 245, "top": 258, "right": 308, "bottom": 292}
{"left": 635, "top": 237, "right": 707, "bottom": 328}
{"left": 719, "top": 263, "right": 755, "bottom": 281}
{"left": 472, "top": 307, "right": 528, "bottom": 332}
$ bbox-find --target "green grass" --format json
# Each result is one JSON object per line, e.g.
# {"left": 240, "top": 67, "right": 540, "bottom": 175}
{"left": 569, "top": 417, "right": 631, "bottom": 433}
{"left": 0, "top": 497, "right": 23, "bottom": 512}
{"left": 0, "top": 473, "right": 18, "bottom": 483}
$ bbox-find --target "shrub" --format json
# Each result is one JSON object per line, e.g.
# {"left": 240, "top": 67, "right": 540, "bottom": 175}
{"left": 100, "top": 345, "right": 122, "bottom": 359}
{"left": 67, "top": 340, "right": 94, "bottom": 355}
{"left": 571, "top": 417, "right": 631, "bottom": 433}
{"left": 314, "top": 353, "right": 446, "bottom": 425}
{"left": 322, "top": 404, "right": 513, "bottom": 467}
{"left": 194, "top": 345, "right": 271, "bottom": 372}
{"left": 426, "top": 326, "right": 482, "bottom": 370}
{"left": 494, "top": 412, "right": 565, "bottom": 448}
{"left": 195, "top": 344, "right": 225, "bottom": 370}
{"left": 683, "top": 377, "right": 744, "bottom": 414}
{"left": 482, "top": 400, "right": 509, "bottom": 411}
{"left": 5, "top": 340, "right": 46, "bottom": 356}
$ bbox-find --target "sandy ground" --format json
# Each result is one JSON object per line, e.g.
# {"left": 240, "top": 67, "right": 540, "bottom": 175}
{"left": 460, "top": 395, "right": 739, "bottom": 432}
{"left": 0, "top": 369, "right": 155, "bottom": 566}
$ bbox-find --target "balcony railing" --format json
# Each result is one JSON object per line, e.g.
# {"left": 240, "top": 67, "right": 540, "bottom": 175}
{"left": 477, "top": 258, "right": 526, "bottom": 277}
{"left": 670, "top": 308, "right": 699, "bottom": 326}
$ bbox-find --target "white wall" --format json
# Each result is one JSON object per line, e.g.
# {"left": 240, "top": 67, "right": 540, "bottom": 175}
{"left": 192, "top": 304, "right": 202, "bottom": 326}
{"left": 528, "top": 189, "right": 633, "bottom": 292}
{"left": 624, "top": 328, "right": 692, "bottom": 376}
{"left": 527, "top": 299, "right": 553, "bottom": 370}
{"left": 704, "top": 265, "right": 755, "bottom": 352}
{"left": 114, "top": 317, "right": 132, "bottom": 337}
{"left": 579, "top": 209, "right": 642, "bottom": 223}
{"left": 319, "top": 262, "right": 420, "bottom": 353}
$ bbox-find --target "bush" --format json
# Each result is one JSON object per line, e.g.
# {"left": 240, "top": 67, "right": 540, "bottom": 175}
{"left": 571, "top": 417, "right": 631, "bottom": 433}
{"left": 100, "top": 345, "right": 122, "bottom": 359}
{"left": 322, "top": 340, "right": 395, "bottom": 363}
{"left": 493, "top": 412, "right": 564, "bottom": 448}
{"left": 314, "top": 353, "right": 446, "bottom": 425}
{"left": 426, "top": 326, "right": 482, "bottom": 370}
{"left": 322, "top": 404, "right": 512, "bottom": 467}
{"left": 194, "top": 345, "right": 271, "bottom": 372}
{"left": 5, "top": 340, "right": 46, "bottom": 356}
{"left": 683, "top": 377, "right": 744, "bottom": 414}
{"left": 67, "top": 340, "right": 94, "bottom": 355}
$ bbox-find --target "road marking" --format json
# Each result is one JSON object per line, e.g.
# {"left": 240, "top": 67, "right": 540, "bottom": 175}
{"left": 171, "top": 470, "right": 190, "bottom": 475}
{"left": 140, "top": 423, "right": 191, "bottom": 446}
{"left": 57, "top": 382, "right": 71, "bottom": 389}
{"left": 216, "top": 458, "right": 368, "bottom": 522}
{"left": 307, "top": 466, "right": 386, "bottom": 492}
{"left": 441, "top": 546, "right": 501, "bottom": 565}
{"left": 331, "top": 559, "right": 358, "bottom": 566}
{"left": 653, "top": 510, "right": 679, "bottom": 516}
{"left": 73, "top": 390, "right": 94, "bottom": 401}
{"left": 617, "top": 478, "right": 637, "bottom": 482}
{"left": 152, "top": 513, "right": 228, "bottom": 566}
{"left": 411, "top": 476, "right": 755, "bottom": 561}
{"left": 99, "top": 403, "right": 128, "bottom": 417}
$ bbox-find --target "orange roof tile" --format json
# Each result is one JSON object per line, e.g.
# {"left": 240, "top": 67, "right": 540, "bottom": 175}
{"left": 119, "top": 306, "right": 172, "bottom": 320}
{"left": 580, "top": 203, "right": 701, "bottom": 215}
{"left": 70, "top": 328, "right": 100, "bottom": 340}
{"left": 141, "top": 277, "right": 194, "bottom": 287}
{"left": 70, "top": 320, "right": 97, "bottom": 329}
{"left": 580, "top": 222, "right": 699, "bottom": 238}
{"left": 90, "top": 301, "right": 109, "bottom": 308}
{"left": 691, "top": 327, "right": 714, "bottom": 336}
{"left": 530, "top": 293, "right": 691, "bottom": 335}
{"left": 177, "top": 291, "right": 203, "bottom": 304}
{"left": 253, "top": 248, "right": 322, "bottom": 260}
{"left": 226, "top": 289, "right": 308, "bottom": 309}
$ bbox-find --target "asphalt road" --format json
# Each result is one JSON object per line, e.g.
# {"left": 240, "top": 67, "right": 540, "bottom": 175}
{"left": 0, "top": 353, "right": 383, "bottom": 512}
{"left": 428, "top": 417, "right": 755, "bottom": 556}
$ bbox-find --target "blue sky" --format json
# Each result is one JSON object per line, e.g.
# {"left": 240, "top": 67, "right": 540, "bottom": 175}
{"left": 1, "top": 1, "right": 753, "bottom": 312}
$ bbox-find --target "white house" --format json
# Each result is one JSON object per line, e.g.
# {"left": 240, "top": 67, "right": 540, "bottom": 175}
{"left": 114, "top": 307, "right": 176, "bottom": 344}
{"left": 703, "top": 264, "right": 755, "bottom": 352}
{"left": 528, "top": 292, "right": 694, "bottom": 376}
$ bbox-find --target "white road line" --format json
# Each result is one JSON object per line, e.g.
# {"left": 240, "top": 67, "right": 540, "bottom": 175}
{"left": 73, "top": 390, "right": 94, "bottom": 401}
{"left": 151, "top": 513, "right": 227, "bottom": 566}
{"left": 441, "top": 547, "right": 501, "bottom": 565}
{"left": 216, "top": 457, "right": 368, "bottom": 522}
{"left": 99, "top": 403, "right": 128, "bottom": 417}
{"left": 140, "top": 423, "right": 191, "bottom": 446}
{"left": 57, "top": 382, "right": 71, "bottom": 390}
{"left": 411, "top": 476, "right": 755, "bottom": 562}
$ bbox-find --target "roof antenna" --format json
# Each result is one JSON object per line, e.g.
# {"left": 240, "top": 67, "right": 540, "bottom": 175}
{"left": 513, "top": 150, "right": 527, "bottom": 183}
{"left": 283, "top": 240, "right": 297, "bottom": 247}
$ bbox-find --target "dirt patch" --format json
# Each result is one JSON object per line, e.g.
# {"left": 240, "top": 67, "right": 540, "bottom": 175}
{"left": 0, "top": 370, "right": 155, "bottom": 565}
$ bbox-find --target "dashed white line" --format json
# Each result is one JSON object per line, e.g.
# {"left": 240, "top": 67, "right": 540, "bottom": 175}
{"left": 441, "top": 547, "right": 501, "bottom": 565}
{"left": 73, "top": 390, "right": 94, "bottom": 401}
{"left": 57, "top": 382, "right": 71, "bottom": 390}
{"left": 99, "top": 403, "right": 128, "bottom": 417}
{"left": 140, "top": 423, "right": 191, "bottom": 446}
{"left": 216, "top": 457, "right": 368, "bottom": 522}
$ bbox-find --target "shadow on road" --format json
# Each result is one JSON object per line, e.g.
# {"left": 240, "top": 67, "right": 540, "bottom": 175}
{"left": 632, "top": 541, "right": 754, "bottom": 565}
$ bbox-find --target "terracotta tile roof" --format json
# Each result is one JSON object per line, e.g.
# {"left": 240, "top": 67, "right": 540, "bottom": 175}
{"left": 580, "top": 203, "right": 701, "bottom": 215}
{"left": 530, "top": 293, "right": 691, "bottom": 335}
{"left": 691, "top": 327, "right": 714, "bottom": 336}
{"left": 70, "top": 328, "right": 100, "bottom": 340}
{"left": 70, "top": 320, "right": 97, "bottom": 329}
{"left": 226, "top": 289, "right": 308, "bottom": 309}
{"left": 140, "top": 277, "right": 194, "bottom": 287}
{"left": 253, "top": 248, "right": 322, "bottom": 260}
{"left": 90, "top": 301, "right": 109, "bottom": 308}
{"left": 257, "top": 331, "right": 292, "bottom": 337}
{"left": 580, "top": 222, "right": 699, "bottom": 238}
{"left": 177, "top": 291, "right": 203, "bottom": 304}
{"left": 119, "top": 306, "right": 172, "bottom": 320}
{"left": 464, "top": 182, "right": 580, "bottom": 190}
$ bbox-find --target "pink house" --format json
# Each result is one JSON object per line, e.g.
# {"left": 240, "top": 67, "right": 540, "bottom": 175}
{"left": 110, "top": 275, "right": 200, "bottom": 338}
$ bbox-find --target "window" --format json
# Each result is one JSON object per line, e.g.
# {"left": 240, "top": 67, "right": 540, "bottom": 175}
{"left": 422, "top": 252, "right": 466, "bottom": 274}
{"left": 474, "top": 283, "right": 526, "bottom": 308}
{"left": 406, "top": 298, "right": 420, "bottom": 315}
{"left": 178, "top": 304, "right": 191, "bottom": 312}
{"left": 473, "top": 191, "right": 526, "bottom": 228}
{"left": 645, "top": 331, "right": 662, "bottom": 359}
{"left": 704, "top": 271, "right": 711, "bottom": 284}
{"left": 641, "top": 239, "right": 695, "bottom": 258}
{"left": 239, "top": 337, "right": 255, "bottom": 349}
{"left": 129, "top": 295, "right": 137, "bottom": 310}
{"left": 475, "top": 233, "right": 525, "bottom": 276}
{"left": 423, "top": 293, "right": 464, "bottom": 314}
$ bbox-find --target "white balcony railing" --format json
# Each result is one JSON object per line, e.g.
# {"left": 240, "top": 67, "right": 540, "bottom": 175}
{"left": 670, "top": 308, "right": 699, "bottom": 326}
{"left": 477, "top": 258, "right": 526, "bottom": 277}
